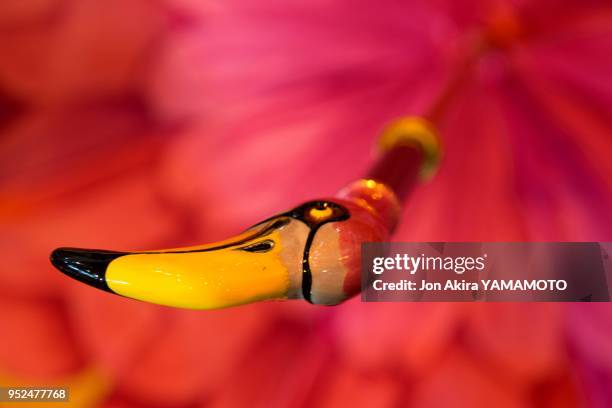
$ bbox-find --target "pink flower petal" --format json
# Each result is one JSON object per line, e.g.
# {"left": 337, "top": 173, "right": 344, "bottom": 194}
{"left": 465, "top": 304, "right": 564, "bottom": 384}
{"left": 0, "top": 297, "right": 83, "bottom": 378}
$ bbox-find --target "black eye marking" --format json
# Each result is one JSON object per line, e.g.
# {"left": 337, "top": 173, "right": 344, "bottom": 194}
{"left": 238, "top": 240, "right": 275, "bottom": 253}
{"left": 287, "top": 200, "right": 349, "bottom": 229}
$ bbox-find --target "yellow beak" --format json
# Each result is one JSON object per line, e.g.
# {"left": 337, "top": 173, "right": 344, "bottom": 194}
{"left": 51, "top": 217, "right": 308, "bottom": 309}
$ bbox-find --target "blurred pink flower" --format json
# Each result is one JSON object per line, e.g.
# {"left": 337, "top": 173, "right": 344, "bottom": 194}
{"left": 0, "top": 0, "right": 611, "bottom": 407}
{"left": 150, "top": 0, "right": 612, "bottom": 406}
{"left": 153, "top": 0, "right": 612, "bottom": 240}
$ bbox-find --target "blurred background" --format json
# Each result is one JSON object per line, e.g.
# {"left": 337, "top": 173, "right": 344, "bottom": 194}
{"left": 1, "top": 0, "right": 612, "bottom": 407}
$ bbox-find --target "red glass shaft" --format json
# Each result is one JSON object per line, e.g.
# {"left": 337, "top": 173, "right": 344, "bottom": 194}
{"left": 366, "top": 145, "right": 424, "bottom": 203}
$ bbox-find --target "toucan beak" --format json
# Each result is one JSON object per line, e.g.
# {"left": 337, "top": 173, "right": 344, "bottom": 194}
{"left": 50, "top": 199, "right": 366, "bottom": 309}
{"left": 50, "top": 218, "right": 309, "bottom": 310}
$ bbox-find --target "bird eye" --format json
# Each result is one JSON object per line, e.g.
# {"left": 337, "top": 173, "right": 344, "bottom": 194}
{"left": 308, "top": 205, "right": 334, "bottom": 221}
{"left": 285, "top": 200, "right": 350, "bottom": 228}
{"left": 239, "top": 240, "right": 275, "bottom": 253}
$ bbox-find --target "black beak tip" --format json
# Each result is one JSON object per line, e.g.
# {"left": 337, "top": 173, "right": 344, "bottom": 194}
{"left": 50, "top": 247, "right": 68, "bottom": 270}
{"left": 50, "top": 247, "right": 126, "bottom": 293}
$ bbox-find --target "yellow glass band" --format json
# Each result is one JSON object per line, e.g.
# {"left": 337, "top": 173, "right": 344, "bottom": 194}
{"left": 378, "top": 116, "right": 442, "bottom": 179}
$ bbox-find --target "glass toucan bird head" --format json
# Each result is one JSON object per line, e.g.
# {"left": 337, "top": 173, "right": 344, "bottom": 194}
{"left": 51, "top": 182, "right": 399, "bottom": 309}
